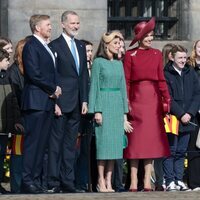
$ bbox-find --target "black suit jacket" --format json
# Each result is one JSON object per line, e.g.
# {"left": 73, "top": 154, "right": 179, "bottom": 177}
{"left": 21, "top": 36, "right": 57, "bottom": 111}
{"left": 49, "top": 35, "right": 88, "bottom": 113}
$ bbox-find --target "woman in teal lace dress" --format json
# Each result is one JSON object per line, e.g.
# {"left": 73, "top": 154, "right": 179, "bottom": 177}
{"left": 89, "top": 31, "right": 132, "bottom": 192}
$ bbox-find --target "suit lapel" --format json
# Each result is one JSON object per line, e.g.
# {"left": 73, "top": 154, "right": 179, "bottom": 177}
{"left": 33, "top": 36, "right": 55, "bottom": 68}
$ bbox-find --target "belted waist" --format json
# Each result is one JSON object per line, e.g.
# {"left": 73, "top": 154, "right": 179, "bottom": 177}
{"left": 132, "top": 80, "right": 158, "bottom": 86}
{"left": 100, "top": 88, "right": 120, "bottom": 91}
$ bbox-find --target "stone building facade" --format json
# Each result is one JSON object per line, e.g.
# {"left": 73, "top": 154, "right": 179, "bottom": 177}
{"left": 0, "top": 0, "right": 107, "bottom": 47}
{"left": 0, "top": 0, "right": 200, "bottom": 51}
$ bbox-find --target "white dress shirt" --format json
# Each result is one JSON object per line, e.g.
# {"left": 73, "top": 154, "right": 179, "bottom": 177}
{"left": 62, "top": 32, "right": 80, "bottom": 67}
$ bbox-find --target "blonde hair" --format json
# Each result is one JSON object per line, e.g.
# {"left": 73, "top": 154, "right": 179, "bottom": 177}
{"left": 29, "top": 14, "right": 50, "bottom": 33}
{"left": 95, "top": 31, "right": 122, "bottom": 60}
{"left": 187, "top": 40, "right": 200, "bottom": 68}
{"left": 102, "top": 31, "right": 123, "bottom": 44}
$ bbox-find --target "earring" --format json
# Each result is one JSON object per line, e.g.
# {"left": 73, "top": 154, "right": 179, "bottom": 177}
{"left": 105, "top": 46, "right": 109, "bottom": 53}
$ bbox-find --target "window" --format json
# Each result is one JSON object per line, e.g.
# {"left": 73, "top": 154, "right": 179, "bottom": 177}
{"left": 107, "top": 0, "right": 179, "bottom": 40}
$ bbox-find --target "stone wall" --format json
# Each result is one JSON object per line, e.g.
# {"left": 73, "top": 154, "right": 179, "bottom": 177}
{"left": 0, "top": 0, "right": 8, "bottom": 36}
{"left": 0, "top": 0, "right": 199, "bottom": 53}
{"left": 7, "top": 0, "right": 107, "bottom": 44}
{"left": 187, "top": 0, "right": 200, "bottom": 40}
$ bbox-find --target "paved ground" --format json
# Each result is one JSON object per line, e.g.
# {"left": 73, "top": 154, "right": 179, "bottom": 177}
{"left": 0, "top": 191, "right": 200, "bottom": 200}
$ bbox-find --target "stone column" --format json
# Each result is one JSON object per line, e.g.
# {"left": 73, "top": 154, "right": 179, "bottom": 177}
{"left": 0, "top": 0, "right": 8, "bottom": 36}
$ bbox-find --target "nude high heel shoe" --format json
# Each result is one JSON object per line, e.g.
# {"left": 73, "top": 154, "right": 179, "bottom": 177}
{"left": 107, "top": 188, "right": 115, "bottom": 192}
{"left": 105, "top": 179, "right": 115, "bottom": 192}
{"left": 96, "top": 184, "right": 109, "bottom": 193}
{"left": 96, "top": 178, "right": 109, "bottom": 193}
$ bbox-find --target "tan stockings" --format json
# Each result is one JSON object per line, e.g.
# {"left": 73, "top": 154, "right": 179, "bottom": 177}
{"left": 130, "top": 159, "right": 153, "bottom": 190}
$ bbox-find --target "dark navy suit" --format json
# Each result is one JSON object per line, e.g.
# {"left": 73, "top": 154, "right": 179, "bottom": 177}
{"left": 48, "top": 34, "right": 88, "bottom": 190}
{"left": 21, "top": 35, "right": 57, "bottom": 188}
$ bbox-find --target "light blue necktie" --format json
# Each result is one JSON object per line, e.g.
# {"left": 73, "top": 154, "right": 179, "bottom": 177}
{"left": 70, "top": 39, "right": 79, "bottom": 74}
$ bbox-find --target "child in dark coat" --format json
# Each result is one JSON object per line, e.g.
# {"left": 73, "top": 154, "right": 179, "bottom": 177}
{"left": 0, "top": 49, "right": 23, "bottom": 194}
{"left": 163, "top": 45, "right": 200, "bottom": 191}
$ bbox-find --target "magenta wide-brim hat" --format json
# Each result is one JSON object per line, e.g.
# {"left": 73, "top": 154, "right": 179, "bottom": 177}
{"left": 129, "top": 17, "right": 156, "bottom": 47}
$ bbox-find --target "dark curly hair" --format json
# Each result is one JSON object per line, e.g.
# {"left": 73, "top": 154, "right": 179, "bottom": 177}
{"left": 0, "top": 49, "right": 9, "bottom": 62}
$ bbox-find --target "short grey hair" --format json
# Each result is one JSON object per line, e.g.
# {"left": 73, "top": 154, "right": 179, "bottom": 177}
{"left": 61, "top": 11, "right": 78, "bottom": 22}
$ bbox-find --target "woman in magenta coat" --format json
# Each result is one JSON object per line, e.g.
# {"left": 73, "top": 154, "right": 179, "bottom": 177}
{"left": 123, "top": 17, "right": 171, "bottom": 191}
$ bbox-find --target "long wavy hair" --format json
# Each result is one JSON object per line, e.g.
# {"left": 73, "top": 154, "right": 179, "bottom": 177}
{"left": 187, "top": 40, "right": 200, "bottom": 68}
{"left": 13, "top": 36, "right": 31, "bottom": 75}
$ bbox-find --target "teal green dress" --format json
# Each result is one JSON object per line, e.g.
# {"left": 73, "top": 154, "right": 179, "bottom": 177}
{"left": 89, "top": 57, "right": 128, "bottom": 160}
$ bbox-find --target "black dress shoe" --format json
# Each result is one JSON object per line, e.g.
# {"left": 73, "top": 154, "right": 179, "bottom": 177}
{"left": 115, "top": 188, "right": 127, "bottom": 192}
{"left": 35, "top": 185, "right": 48, "bottom": 193}
{"left": 155, "top": 185, "right": 165, "bottom": 191}
{"left": 143, "top": 188, "right": 154, "bottom": 192}
{"left": 62, "top": 186, "right": 76, "bottom": 193}
{"left": 48, "top": 186, "right": 61, "bottom": 193}
{"left": 21, "top": 184, "right": 41, "bottom": 194}
{"left": 75, "top": 189, "right": 86, "bottom": 193}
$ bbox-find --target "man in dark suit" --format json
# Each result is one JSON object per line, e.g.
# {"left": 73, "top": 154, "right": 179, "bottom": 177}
{"left": 47, "top": 11, "right": 88, "bottom": 193}
{"left": 21, "top": 14, "right": 61, "bottom": 194}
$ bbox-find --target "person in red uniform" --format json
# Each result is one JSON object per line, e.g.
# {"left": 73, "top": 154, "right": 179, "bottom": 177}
{"left": 123, "top": 17, "right": 171, "bottom": 192}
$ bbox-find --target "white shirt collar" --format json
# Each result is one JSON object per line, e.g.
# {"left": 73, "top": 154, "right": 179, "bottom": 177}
{"left": 33, "top": 34, "right": 48, "bottom": 45}
{"left": 61, "top": 32, "right": 80, "bottom": 68}
{"left": 62, "top": 32, "right": 74, "bottom": 43}
{"left": 172, "top": 65, "right": 182, "bottom": 76}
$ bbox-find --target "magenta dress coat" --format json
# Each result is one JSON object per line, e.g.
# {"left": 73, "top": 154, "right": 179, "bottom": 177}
{"left": 123, "top": 47, "right": 170, "bottom": 159}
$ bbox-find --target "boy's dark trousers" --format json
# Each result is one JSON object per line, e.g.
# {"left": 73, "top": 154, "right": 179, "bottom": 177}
{"left": 163, "top": 132, "right": 190, "bottom": 186}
